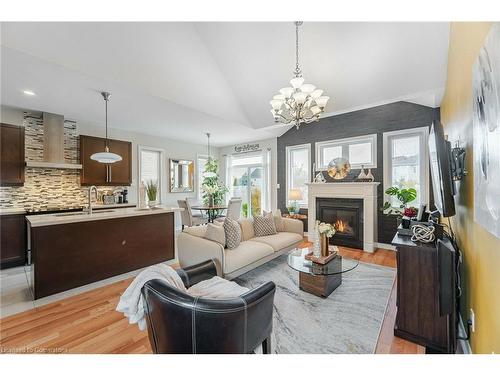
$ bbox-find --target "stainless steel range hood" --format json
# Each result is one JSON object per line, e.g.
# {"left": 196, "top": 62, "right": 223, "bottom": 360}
{"left": 25, "top": 113, "right": 83, "bottom": 170}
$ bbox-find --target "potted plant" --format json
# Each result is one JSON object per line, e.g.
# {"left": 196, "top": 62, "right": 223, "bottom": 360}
{"left": 201, "top": 159, "right": 228, "bottom": 214}
{"left": 382, "top": 187, "right": 417, "bottom": 229}
{"left": 145, "top": 180, "right": 158, "bottom": 208}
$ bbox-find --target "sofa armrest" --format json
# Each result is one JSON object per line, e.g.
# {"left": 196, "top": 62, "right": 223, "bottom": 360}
{"left": 282, "top": 217, "right": 304, "bottom": 235}
{"left": 177, "top": 232, "right": 225, "bottom": 275}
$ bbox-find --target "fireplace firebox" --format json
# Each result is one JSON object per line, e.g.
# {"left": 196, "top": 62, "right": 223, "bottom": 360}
{"left": 316, "top": 198, "right": 364, "bottom": 249}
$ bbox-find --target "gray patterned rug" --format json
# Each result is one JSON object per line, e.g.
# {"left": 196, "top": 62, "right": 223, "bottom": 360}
{"left": 235, "top": 254, "right": 396, "bottom": 354}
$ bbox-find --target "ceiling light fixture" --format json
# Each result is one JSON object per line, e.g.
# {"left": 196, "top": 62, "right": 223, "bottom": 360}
{"left": 23, "top": 90, "right": 36, "bottom": 96}
{"left": 90, "top": 92, "right": 122, "bottom": 164}
{"left": 270, "top": 22, "right": 330, "bottom": 129}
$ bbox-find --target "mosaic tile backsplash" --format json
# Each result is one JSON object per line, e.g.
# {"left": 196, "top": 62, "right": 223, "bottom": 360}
{"left": 0, "top": 114, "right": 113, "bottom": 210}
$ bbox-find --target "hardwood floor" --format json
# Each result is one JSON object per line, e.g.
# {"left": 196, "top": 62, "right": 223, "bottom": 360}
{"left": 0, "top": 241, "right": 423, "bottom": 354}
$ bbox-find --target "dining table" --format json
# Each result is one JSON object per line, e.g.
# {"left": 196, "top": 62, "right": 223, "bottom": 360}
{"left": 190, "top": 205, "right": 228, "bottom": 223}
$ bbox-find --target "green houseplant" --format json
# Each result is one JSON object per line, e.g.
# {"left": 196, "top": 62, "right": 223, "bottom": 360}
{"left": 201, "top": 158, "right": 228, "bottom": 214}
{"left": 145, "top": 180, "right": 158, "bottom": 208}
{"left": 382, "top": 186, "right": 417, "bottom": 228}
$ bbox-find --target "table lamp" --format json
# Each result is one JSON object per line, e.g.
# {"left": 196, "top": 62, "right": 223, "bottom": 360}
{"left": 288, "top": 188, "right": 303, "bottom": 214}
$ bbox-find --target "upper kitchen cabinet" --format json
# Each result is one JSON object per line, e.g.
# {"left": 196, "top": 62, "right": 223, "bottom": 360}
{"left": 0, "top": 123, "right": 25, "bottom": 186}
{"left": 80, "top": 135, "right": 132, "bottom": 186}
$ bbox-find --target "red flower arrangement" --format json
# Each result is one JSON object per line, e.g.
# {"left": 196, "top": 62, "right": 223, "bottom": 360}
{"left": 403, "top": 207, "right": 418, "bottom": 218}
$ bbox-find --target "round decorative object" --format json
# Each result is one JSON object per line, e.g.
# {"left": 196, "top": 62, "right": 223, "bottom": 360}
{"left": 327, "top": 158, "right": 351, "bottom": 180}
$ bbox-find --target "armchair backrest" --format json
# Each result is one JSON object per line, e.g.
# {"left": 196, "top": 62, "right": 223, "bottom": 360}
{"left": 142, "top": 278, "right": 275, "bottom": 354}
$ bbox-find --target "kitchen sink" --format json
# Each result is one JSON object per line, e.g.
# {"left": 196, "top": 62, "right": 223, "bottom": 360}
{"left": 54, "top": 210, "right": 115, "bottom": 217}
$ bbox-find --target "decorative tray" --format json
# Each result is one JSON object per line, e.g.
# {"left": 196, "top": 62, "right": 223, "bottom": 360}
{"left": 305, "top": 248, "right": 338, "bottom": 265}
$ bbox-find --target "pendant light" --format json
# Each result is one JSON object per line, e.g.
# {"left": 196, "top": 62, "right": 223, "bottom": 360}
{"left": 90, "top": 92, "right": 122, "bottom": 163}
{"left": 202, "top": 132, "right": 217, "bottom": 178}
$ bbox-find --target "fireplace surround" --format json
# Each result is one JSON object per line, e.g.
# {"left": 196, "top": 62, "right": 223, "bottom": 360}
{"left": 307, "top": 182, "right": 379, "bottom": 252}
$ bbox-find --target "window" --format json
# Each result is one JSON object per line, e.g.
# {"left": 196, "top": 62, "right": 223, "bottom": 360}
{"left": 138, "top": 146, "right": 163, "bottom": 204}
{"left": 383, "top": 127, "right": 429, "bottom": 207}
{"left": 197, "top": 154, "right": 208, "bottom": 200}
{"left": 315, "top": 134, "right": 377, "bottom": 170}
{"left": 286, "top": 144, "right": 311, "bottom": 207}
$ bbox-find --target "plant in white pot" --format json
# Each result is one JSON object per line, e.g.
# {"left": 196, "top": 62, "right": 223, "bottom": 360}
{"left": 145, "top": 180, "right": 159, "bottom": 208}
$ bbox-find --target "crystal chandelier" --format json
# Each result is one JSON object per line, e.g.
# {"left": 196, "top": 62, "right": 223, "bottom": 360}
{"left": 270, "top": 22, "right": 330, "bottom": 129}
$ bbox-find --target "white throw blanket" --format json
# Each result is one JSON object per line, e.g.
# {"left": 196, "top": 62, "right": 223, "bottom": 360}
{"left": 116, "top": 264, "right": 249, "bottom": 331}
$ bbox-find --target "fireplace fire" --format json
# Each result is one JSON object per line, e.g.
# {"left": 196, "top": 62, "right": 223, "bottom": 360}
{"left": 334, "top": 218, "right": 354, "bottom": 236}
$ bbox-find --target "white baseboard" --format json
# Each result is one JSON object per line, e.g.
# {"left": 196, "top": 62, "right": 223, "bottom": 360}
{"left": 375, "top": 242, "right": 396, "bottom": 251}
{"left": 458, "top": 314, "right": 472, "bottom": 354}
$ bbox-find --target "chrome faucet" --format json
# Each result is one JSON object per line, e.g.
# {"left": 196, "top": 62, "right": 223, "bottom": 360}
{"left": 87, "top": 185, "right": 99, "bottom": 214}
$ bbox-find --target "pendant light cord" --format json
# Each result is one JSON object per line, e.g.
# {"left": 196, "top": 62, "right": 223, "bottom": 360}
{"left": 105, "top": 97, "right": 108, "bottom": 147}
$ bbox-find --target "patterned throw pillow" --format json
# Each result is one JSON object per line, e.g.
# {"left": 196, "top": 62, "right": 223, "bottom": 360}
{"left": 224, "top": 218, "right": 242, "bottom": 249}
{"left": 204, "top": 223, "right": 226, "bottom": 247}
{"left": 253, "top": 212, "right": 277, "bottom": 237}
{"left": 264, "top": 209, "right": 285, "bottom": 232}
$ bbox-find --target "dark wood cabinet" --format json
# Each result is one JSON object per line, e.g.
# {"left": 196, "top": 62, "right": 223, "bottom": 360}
{"left": 392, "top": 234, "right": 456, "bottom": 353}
{"left": 80, "top": 135, "right": 132, "bottom": 186}
{"left": 0, "top": 214, "right": 27, "bottom": 269}
{"left": 31, "top": 212, "right": 174, "bottom": 299}
{"left": 0, "top": 123, "right": 25, "bottom": 186}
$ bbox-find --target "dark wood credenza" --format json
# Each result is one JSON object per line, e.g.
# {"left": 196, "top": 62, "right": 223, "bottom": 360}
{"left": 30, "top": 212, "right": 175, "bottom": 299}
{"left": 392, "top": 234, "right": 456, "bottom": 354}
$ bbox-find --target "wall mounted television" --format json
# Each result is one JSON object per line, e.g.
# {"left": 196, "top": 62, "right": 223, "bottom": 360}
{"left": 428, "top": 121, "right": 456, "bottom": 218}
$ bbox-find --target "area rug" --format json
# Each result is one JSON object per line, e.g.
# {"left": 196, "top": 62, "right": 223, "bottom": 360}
{"left": 234, "top": 254, "right": 396, "bottom": 354}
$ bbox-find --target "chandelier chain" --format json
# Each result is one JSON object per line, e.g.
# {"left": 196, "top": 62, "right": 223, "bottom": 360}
{"left": 294, "top": 21, "right": 302, "bottom": 77}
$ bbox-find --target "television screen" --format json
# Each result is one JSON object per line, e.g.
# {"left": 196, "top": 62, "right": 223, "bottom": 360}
{"left": 429, "top": 122, "right": 456, "bottom": 217}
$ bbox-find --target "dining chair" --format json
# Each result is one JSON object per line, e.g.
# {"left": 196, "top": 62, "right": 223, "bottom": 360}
{"left": 215, "top": 198, "right": 242, "bottom": 223}
{"left": 186, "top": 197, "right": 204, "bottom": 218}
{"left": 177, "top": 199, "right": 208, "bottom": 229}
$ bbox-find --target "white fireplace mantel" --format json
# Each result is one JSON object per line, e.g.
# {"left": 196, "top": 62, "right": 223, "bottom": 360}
{"left": 306, "top": 182, "right": 380, "bottom": 252}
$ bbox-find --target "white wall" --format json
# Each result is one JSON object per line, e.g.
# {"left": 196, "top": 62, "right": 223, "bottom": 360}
{"left": 78, "top": 122, "right": 218, "bottom": 227}
{"left": 219, "top": 137, "right": 278, "bottom": 211}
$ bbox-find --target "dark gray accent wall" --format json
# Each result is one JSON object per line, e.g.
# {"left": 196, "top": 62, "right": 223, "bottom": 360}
{"left": 277, "top": 101, "right": 440, "bottom": 244}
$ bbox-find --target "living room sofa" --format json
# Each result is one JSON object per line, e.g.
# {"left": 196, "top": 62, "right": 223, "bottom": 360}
{"left": 177, "top": 217, "right": 304, "bottom": 279}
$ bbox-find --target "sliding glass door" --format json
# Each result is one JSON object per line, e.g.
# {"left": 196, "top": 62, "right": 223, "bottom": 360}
{"left": 227, "top": 152, "right": 268, "bottom": 218}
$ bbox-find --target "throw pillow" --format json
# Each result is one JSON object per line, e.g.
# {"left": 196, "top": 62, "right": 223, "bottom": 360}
{"left": 253, "top": 212, "right": 277, "bottom": 237}
{"left": 264, "top": 209, "right": 285, "bottom": 232}
{"left": 224, "top": 218, "right": 242, "bottom": 249}
{"left": 204, "top": 223, "right": 226, "bottom": 247}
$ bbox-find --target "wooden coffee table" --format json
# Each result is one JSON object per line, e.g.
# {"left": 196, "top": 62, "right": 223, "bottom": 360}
{"left": 287, "top": 247, "right": 359, "bottom": 298}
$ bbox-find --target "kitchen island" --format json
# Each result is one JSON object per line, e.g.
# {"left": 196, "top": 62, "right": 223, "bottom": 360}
{"left": 27, "top": 206, "right": 182, "bottom": 299}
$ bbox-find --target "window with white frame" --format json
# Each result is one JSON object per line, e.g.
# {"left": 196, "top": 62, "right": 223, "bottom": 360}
{"left": 383, "top": 127, "right": 429, "bottom": 208}
{"left": 286, "top": 144, "right": 311, "bottom": 207}
{"left": 197, "top": 154, "right": 208, "bottom": 200}
{"left": 315, "top": 134, "right": 377, "bottom": 170}
{"left": 138, "top": 146, "right": 163, "bottom": 204}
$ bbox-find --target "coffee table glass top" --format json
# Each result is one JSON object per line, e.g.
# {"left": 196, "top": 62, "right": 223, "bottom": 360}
{"left": 287, "top": 248, "right": 359, "bottom": 276}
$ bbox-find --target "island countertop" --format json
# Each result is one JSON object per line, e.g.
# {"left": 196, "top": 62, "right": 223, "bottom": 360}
{"left": 26, "top": 206, "right": 183, "bottom": 227}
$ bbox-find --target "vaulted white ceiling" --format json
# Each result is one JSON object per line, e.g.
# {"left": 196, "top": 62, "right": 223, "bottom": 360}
{"left": 0, "top": 22, "right": 449, "bottom": 146}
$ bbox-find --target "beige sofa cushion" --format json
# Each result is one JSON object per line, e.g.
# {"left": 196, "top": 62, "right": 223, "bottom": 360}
{"left": 224, "top": 241, "right": 274, "bottom": 274}
{"left": 183, "top": 225, "right": 207, "bottom": 238}
{"left": 249, "top": 232, "right": 303, "bottom": 252}
{"left": 238, "top": 218, "right": 255, "bottom": 241}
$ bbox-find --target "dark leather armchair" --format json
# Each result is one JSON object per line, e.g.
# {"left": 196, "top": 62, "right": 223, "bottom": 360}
{"left": 142, "top": 259, "right": 276, "bottom": 354}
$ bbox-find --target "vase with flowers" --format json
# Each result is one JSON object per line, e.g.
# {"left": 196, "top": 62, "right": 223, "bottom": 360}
{"left": 317, "top": 221, "right": 336, "bottom": 257}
